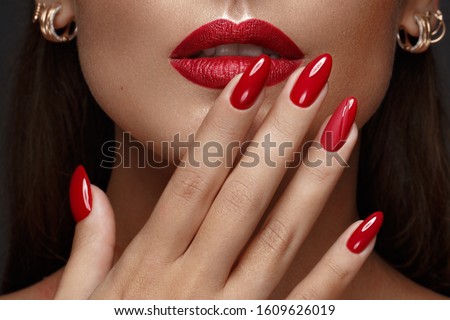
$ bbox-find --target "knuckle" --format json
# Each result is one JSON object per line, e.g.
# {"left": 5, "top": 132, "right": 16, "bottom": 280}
{"left": 294, "top": 287, "right": 321, "bottom": 300}
{"left": 325, "top": 259, "right": 350, "bottom": 281}
{"left": 170, "top": 169, "right": 209, "bottom": 204}
{"left": 73, "top": 231, "right": 107, "bottom": 255}
{"left": 270, "top": 113, "right": 298, "bottom": 138}
{"left": 302, "top": 160, "right": 334, "bottom": 186}
{"left": 208, "top": 116, "right": 239, "bottom": 140}
{"left": 220, "top": 178, "right": 261, "bottom": 213}
{"left": 258, "top": 218, "right": 293, "bottom": 255}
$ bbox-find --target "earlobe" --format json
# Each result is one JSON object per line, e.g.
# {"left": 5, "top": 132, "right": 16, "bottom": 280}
{"left": 400, "top": 15, "right": 421, "bottom": 38}
{"left": 399, "top": 0, "right": 437, "bottom": 37}
{"left": 33, "top": 1, "right": 77, "bottom": 43}
{"left": 397, "top": 0, "right": 446, "bottom": 54}
{"left": 35, "top": 0, "right": 75, "bottom": 29}
{"left": 53, "top": 1, "right": 76, "bottom": 30}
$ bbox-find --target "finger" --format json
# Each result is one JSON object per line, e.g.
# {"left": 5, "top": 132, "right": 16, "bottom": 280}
{"left": 187, "top": 55, "right": 332, "bottom": 277}
{"left": 287, "top": 212, "right": 383, "bottom": 300}
{"left": 226, "top": 99, "right": 358, "bottom": 298}
{"left": 137, "top": 55, "right": 271, "bottom": 260}
{"left": 55, "top": 166, "right": 116, "bottom": 299}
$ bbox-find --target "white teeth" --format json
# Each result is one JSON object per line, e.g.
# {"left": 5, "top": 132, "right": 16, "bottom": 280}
{"left": 202, "top": 47, "right": 216, "bottom": 57}
{"left": 216, "top": 44, "right": 240, "bottom": 56}
{"left": 239, "top": 44, "right": 263, "bottom": 57}
{"left": 198, "top": 44, "right": 281, "bottom": 58}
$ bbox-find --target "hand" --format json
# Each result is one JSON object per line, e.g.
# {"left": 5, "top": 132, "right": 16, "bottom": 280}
{"left": 55, "top": 55, "right": 382, "bottom": 299}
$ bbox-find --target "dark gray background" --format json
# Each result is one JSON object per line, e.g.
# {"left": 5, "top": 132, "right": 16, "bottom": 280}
{"left": 0, "top": 1, "right": 449, "bottom": 283}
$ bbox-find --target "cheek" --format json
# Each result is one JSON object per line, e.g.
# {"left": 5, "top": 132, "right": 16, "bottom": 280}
{"left": 312, "top": 1, "right": 400, "bottom": 129}
{"left": 75, "top": 1, "right": 212, "bottom": 151}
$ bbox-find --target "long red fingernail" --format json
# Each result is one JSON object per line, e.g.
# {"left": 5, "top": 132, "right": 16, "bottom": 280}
{"left": 230, "top": 54, "right": 271, "bottom": 110}
{"left": 347, "top": 211, "right": 384, "bottom": 254}
{"left": 290, "top": 53, "right": 332, "bottom": 108}
{"left": 321, "top": 97, "right": 358, "bottom": 152}
{"left": 69, "top": 165, "right": 92, "bottom": 223}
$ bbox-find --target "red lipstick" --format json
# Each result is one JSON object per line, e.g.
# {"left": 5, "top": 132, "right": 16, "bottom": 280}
{"left": 170, "top": 19, "right": 304, "bottom": 89}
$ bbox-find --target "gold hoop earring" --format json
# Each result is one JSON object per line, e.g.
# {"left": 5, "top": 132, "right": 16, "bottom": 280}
{"left": 33, "top": 2, "right": 77, "bottom": 43}
{"left": 431, "top": 10, "right": 446, "bottom": 44}
{"left": 397, "top": 10, "right": 446, "bottom": 54}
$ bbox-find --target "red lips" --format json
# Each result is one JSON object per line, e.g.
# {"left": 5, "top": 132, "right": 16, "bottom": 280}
{"left": 170, "top": 19, "right": 304, "bottom": 89}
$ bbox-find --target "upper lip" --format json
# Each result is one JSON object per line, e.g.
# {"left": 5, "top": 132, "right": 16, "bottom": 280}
{"left": 170, "top": 19, "right": 304, "bottom": 59}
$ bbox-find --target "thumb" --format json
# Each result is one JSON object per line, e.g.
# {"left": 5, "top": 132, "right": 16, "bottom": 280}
{"left": 55, "top": 166, "right": 116, "bottom": 299}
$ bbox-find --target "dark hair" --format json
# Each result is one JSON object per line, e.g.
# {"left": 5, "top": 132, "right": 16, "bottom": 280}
{"left": 358, "top": 48, "right": 450, "bottom": 295}
{"left": 1, "top": 11, "right": 113, "bottom": 292}
{"left": 1, "top": 8, "right": 450, "bottom": 296}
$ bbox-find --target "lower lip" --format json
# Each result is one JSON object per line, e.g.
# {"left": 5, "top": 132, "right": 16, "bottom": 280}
{"left": 170, "top": 57, "right": 302, "bottom": 89}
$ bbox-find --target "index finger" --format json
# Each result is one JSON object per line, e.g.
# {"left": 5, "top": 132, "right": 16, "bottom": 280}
{"left": 135, "top": 55, "right": 272, "bottom": 261}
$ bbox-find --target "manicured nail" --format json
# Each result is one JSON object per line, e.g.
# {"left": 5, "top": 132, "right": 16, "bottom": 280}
{"left": 347, "top": 211, "right": 384, "bottom": 254}
{"left": 230, "top": 54, "right": 271, "bottom": 110}
{"left": 321, "top": 97, "right": 358, "bottom": 152}
{"left": 69, "top": 165, "right": 92, "bottom": 223}
{"left": 290, "top": 53, "right": 332, "bottom": 108}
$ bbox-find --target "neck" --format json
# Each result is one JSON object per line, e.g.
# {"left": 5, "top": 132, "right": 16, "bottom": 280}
{"left": 106, "top": 132, "right": 442, "bottom": 299}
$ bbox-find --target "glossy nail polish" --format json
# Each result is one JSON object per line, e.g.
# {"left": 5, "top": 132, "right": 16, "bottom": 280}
{"left": 321, "top": 97, "right": 358, "bottom": 152}
{"left": 290, "top": 53, "right": 332, "bottom": 108}
{"left": 69, "top": 165, "right": 92, "bottom": 223}
{"left": 347, "top": 211, "right": 384, "bottom": 254}
{"left": 230, "top": 54, "right": 271, "bottom": 110}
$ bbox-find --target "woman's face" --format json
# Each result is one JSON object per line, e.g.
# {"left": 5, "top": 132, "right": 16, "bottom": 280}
{"left": 75, "top": 1, "right": 404, "bottom": 157}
